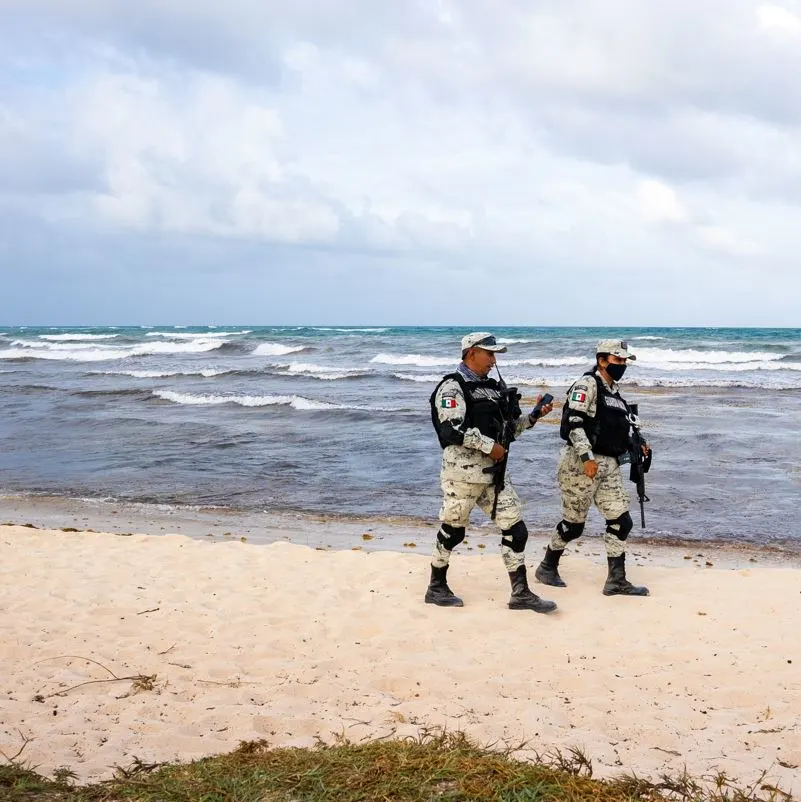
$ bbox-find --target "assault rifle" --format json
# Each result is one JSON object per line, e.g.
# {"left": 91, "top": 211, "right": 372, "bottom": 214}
{"left": 483, "top": 368, "right": 551, "bottom": 520}
{"left": 627, "top": 403, "right": 652, "bottom": 528}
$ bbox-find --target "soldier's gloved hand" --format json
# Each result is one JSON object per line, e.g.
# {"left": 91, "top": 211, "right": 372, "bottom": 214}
{"left": 489, "top": 442, "right": 507, "bottom": 461}
{"left": 583, "top": 459, "right": 598, "bottom": 480}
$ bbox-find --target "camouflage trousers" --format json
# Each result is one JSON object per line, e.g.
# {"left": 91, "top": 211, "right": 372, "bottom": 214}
{"left": 434, "top": 477, "right": 525, "bottom": 572}
{"left": 552, "top": 447, "right": 630, "bottom": 558}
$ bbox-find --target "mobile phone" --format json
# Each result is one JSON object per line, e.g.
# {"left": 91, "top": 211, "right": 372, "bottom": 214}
{"left": 529, "top": 392, "right": 554, "bottom": 421}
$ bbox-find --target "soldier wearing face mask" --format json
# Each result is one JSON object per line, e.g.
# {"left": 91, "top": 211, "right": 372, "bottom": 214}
{"left": 535, "top": 339, "right": 651, "bottom": 596}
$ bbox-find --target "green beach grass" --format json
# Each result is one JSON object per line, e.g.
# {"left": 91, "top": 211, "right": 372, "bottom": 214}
{"left": 1, "top": 731, "right": 793, "bottom": 802}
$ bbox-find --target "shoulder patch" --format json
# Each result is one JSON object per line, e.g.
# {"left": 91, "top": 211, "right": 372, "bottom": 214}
{"left": 571, "top": 390, "right": 587, "bottom": 403}
{"left": 441, "top": 397, "right": 458, "bottom": 409}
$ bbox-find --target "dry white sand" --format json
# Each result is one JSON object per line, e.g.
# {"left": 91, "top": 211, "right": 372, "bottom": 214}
{"left": 1, "top": 524, "right": 799, "bottom": 793}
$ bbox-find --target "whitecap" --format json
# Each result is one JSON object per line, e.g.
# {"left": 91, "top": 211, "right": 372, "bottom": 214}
{"left": 632, "top": 377, "right": 801, "bottom": 390}
{"left": 254, "top": 343, "right": 308, "bottom": 356}
{"left": 271, "top": 361, "right": 367, "bottom": 380}
{"left": 0, "top": 347, "right": 127, "bottom": 362}
{"left": 0, "top": 338, "right": 226, "bottom": 362}
{"left": 310, "top": 327, "right": 389, "bottom": 333}
{"left": 371, "top": 353, "right": 453, "bottom": 367}
{"left": 95, "top": 369, "right": 229, "bottom": 379}
{"left": 146, "top": 330, "right": 250, "bottom": 339}
{"left": 643, "top": 360, "right": 801, "bottom": 373}
{"left": 634, "top": 347, "right": 784, "bottom": 365}
{"left": 502, "top": 357, "right": 587, "bottom": 367}
{"left": 40, "top": 333, "right": 120, "bottom": 341}
{"left": 129, "top": 340, "right": 226, "bottom": 356}
{"left": 152, "top": 390, "right": 403, "bottom": 413}
{"left": 153, "top": 390, "right": 340, "bottom": 410}
{"left": 393, "top": 373, "right": 446, "bottom": 383}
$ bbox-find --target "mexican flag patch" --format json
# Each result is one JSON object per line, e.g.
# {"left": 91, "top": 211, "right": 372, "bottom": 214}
{"left": 571, "top": 390, "right": 587, "bottom": 403}
{"left": 441, "top": 397, "right": 457, "bottom": 409}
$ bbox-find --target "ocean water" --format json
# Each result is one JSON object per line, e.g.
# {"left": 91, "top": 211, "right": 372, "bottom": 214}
{"left": 1, "top": 325, "right": 800, "bottom": 546}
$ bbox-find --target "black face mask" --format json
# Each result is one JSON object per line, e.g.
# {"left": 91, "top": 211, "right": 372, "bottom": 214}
{"left": 605, "top": 362, "right": 627, "bottom": 381}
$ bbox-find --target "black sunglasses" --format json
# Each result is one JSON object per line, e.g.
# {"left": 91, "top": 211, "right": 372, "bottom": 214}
{"left": 474, "top": 335, "right": 497, "bottom": 347}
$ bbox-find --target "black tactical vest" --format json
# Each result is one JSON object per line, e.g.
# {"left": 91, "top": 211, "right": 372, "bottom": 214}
{"left": 430, "top": 372, "right": 507, "bottom": 449}
{"left": 560, "top": 369, "right": 632, "bottom": 457}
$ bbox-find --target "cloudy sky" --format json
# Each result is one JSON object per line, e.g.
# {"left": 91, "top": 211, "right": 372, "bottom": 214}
{"left": 1, "top": 1, "right": 800, "bottom": 326}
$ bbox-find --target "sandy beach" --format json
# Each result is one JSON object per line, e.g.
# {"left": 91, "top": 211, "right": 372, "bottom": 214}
{"left": 1, "top": 520, "right": 799, "bottom": 794}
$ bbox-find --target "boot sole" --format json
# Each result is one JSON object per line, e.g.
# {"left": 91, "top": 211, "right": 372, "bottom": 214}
{"left": 535, "top": 576, "right": 567, "bottom": 588}
{"left": 424, "top": 596, "right": 465, "bottom": 607}
{"left": 508, "top": 602, "right": 557, "bottom": 613}
{"left": 602, "top": 589, "right": 650, "bottom": 597}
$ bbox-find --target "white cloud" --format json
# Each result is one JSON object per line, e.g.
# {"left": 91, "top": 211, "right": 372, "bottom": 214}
{"left": 637, "top": 180, "right": 688, "bottom": 224}
{"left": 58, "top": 67, "right": 343, "bottom": 242}
{"left": 756, "top": 3, "right": 801, "bottom": 39}
{"left": 696, "top": 225, "right": 764, "bottom": 256}
{"left": 2, "top": 0, "right": 801, "bottom": 323}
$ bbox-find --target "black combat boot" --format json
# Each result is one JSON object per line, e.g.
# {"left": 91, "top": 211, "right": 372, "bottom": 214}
{"left": 508, "top": 565, "right": 557, "bottom": 613}
{"left": 424, "top": 565, "right": 464, "bottom": 607}
{"left": 602, "top": 554, "right": 649, "bottom": 596}
{"left": 534, "top": 546, "right": 567, "bottom": 587}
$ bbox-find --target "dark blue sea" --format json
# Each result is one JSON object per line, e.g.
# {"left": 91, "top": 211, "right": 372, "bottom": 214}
{"left": 2, "top": 325, "right": 800, "bottom": 546}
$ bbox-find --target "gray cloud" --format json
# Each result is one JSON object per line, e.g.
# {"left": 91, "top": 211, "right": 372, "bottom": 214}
{"left": 2, "top": 0, "right": 801, "bottom": 324}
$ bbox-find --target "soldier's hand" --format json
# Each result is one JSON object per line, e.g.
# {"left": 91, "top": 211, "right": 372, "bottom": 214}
{"left": 642, "top": 444, "right": 651, "bottom": 457}
{"left": 583, "top": 459, "right": 598, "bottom": 479}
{"left": 534, "top": 394, "right": 554, "bottom": 418}
{"left": 489, "top": 442, "right": 507, "bottom": 461}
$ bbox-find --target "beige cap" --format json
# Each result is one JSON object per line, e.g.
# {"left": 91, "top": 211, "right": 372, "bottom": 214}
{"left": 460, "top": 332, "right": 507, "bottom": 353}
{"left": 596, "top": 339, "right": 636, "bottom": 360}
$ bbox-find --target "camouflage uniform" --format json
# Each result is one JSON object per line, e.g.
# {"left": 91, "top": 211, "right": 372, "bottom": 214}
{"left": 425, "top": 331, "right": 556, "bottom": 613}
{"left": 434, "top": 373, "right": 535, "bottom": 572}
{"left": 553, "top": 373, "right": 630, "bottom": 558}
{"left": 535, "top": 338, "right": 650, "bottom": 596}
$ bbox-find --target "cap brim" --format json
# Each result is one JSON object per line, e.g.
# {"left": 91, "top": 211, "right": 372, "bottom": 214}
{"left": 477, "top": 344, "right": 507, "bottom": 353}
{"left": 626, "top": 353, "right": 636, "bottom": 361}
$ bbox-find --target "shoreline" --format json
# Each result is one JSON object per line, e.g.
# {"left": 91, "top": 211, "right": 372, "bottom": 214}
{"left": 2, "top": 492, "right": 801, "bottom": 565}
{"left": 1, "top": 521, "right": 799, "bottom": 793}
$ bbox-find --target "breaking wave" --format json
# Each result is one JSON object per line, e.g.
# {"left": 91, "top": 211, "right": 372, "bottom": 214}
{"left": 39, "top": 333, "right": 120, "bottom": 341}
{"left": 0, "top": 338, "right": 228, "bottom": 362}
{"left": 269, "top": 362, "right": 369, "bottom": 381}
{"left": 93, "top": 369, "right": 233, "bottom": 379}
{"left": 146, "top": 330, "right": 251, "bottom": 339}
{"left": 253, "top": 343, "right": 309, "bottom": 356}
{"left": 371, "top": 353, "right": 453, "bottom": 367}
{"left": 152, "top": 390, "right": 406, "bottom": 413}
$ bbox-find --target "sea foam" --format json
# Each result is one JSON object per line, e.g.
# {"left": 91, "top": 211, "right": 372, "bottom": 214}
{"left": 253, "top": 343, "right": 308, "bottom": 356}
{"left": 39, "top": 333, "right": 120, "bottom": 341}
{"left": 371, "top": 353, "right": 453, "bottom": 367}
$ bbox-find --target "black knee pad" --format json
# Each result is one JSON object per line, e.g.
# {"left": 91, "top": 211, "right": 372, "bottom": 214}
{"left": 606, "top": 512, "right": 633, "bottom": 541}
{"left": 438, "top": 523, "right": 466, "bottom": 551}
{"left": 501, "top": 520, "right": 528, "bottom": 553}
{"left": 557, "top": 520, "right": 585, "bottom": 542}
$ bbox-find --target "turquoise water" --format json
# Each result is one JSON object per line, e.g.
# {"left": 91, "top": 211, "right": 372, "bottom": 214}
{"left": 2, "top": 325, "right": 800, "bottom": 545}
